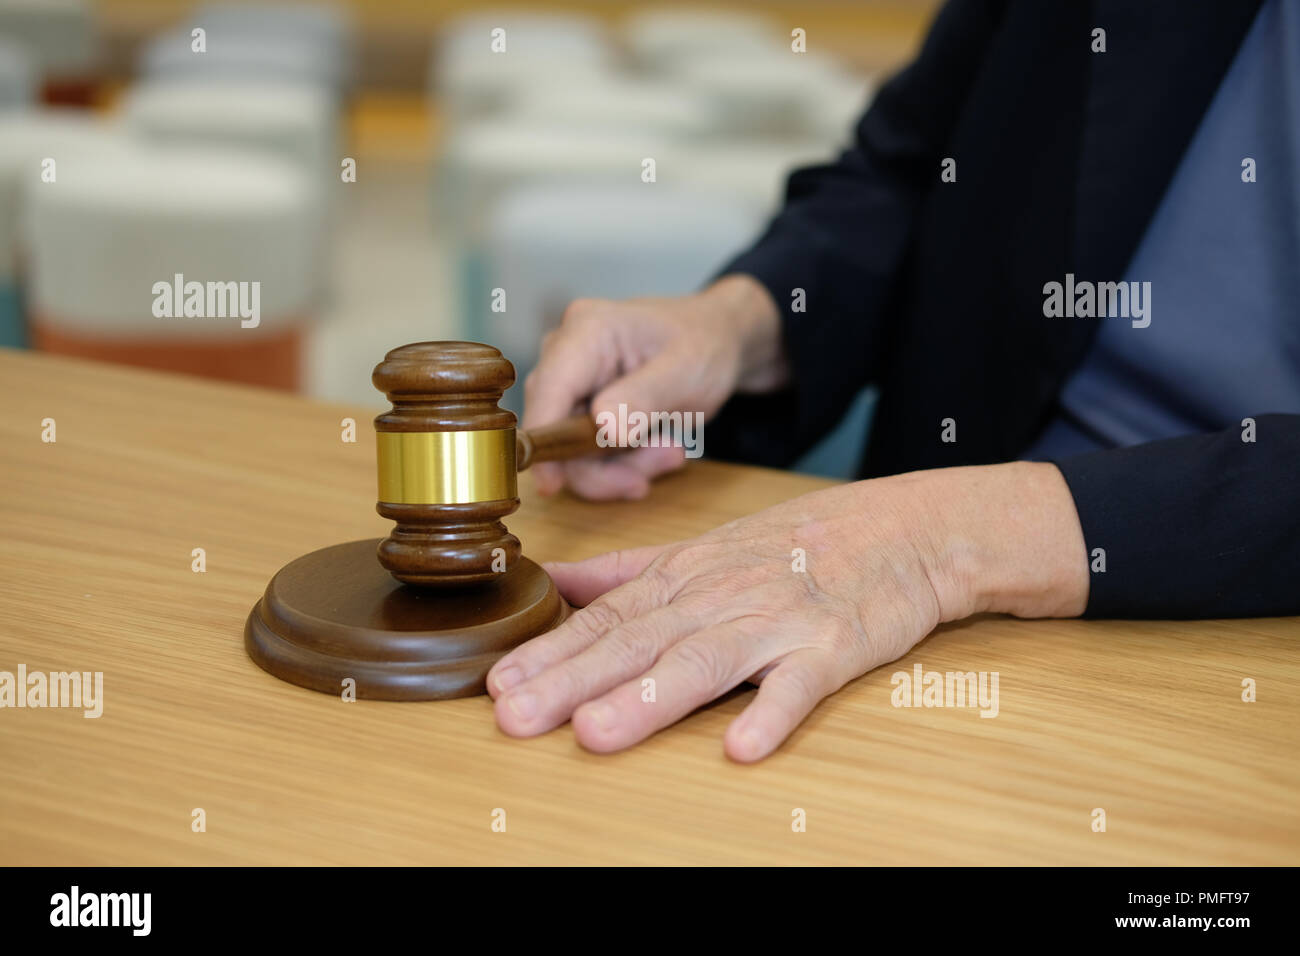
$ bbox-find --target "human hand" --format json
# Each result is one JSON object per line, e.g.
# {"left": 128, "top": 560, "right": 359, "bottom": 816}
{"left": 522, "top": 274, "right": 788, "bottom": 501}
{"left": 488, "top": 461, "right": 1089, "bottom": 761}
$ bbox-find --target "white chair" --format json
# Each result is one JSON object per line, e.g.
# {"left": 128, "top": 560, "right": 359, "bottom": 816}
{"left": 192, "top": 1, "right": 355, "bottom": 90}
{"left": 672, "top": 51, "right": 864, "bottom": 140}
{"left": 0, "top": 34, "right": 35, "bottom": 110}
{"left": 674, "top": 138, "right": 840, "bottom": 216}
{"left": 0, "top": 111, "right": 133, "bottom": 346}
{"left": 25, "top": 143, "right": 316, "bottom": 389}
{"left": 623, "top": 8, "right": 784, "bottom": 71}
{"left": 502, "top": 76, "right": 721, "bottom": 140}
{"left": 482, "top": 181, "right": 766, "bottom": 410}
{"left": 140, "top": 26, "right": 344, "bottom": 98}
{"left": 438, "top": 120, "right": 680, "bottom": 341}
{"left": 431, "top": 10, "right": 613, "bottom": 122}
{"left": 0, "top": 0, "right": 98, "bottom": 103}
{"left": 122, "top": 81, "right": 339, "bottom": 301}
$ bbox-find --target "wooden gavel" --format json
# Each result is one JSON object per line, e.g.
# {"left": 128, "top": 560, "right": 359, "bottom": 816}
{"left": 372, "top": 341, "right": 602, "bottom": 587}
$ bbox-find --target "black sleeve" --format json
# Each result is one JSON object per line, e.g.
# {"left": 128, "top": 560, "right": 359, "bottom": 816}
{"left": 707, "top": 0, "right": 1008, "bottom": 467}
{"left": 1053, "top": 414, "right": 1300, "bottom": 618}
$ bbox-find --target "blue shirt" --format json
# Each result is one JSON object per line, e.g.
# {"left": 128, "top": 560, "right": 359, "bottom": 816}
{"left": 1029, "top": 0, "right": 1300, "bottom": 459}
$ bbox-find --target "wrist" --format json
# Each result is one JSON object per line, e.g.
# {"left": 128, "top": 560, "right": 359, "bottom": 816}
{"left": 703, "top": 274, "right": 790, "bottom": 392}
{"left": 908, "top": 462, "right": 1090, "bottom": 622}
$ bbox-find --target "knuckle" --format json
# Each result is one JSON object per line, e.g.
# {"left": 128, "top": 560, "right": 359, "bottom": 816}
{"left": 571, "top": 598, "right": 626, "bottom": 638}
{"left": 665, "top": 640, "right": 725, "bottom": 688}
{"left": 655, "top": 541, "right": 708, "bottom": 577}
{"left": 600, "top": 630, "right": 653, "bottom": 673}
{"left": 548, "top": 659, "right": 591, "bottom": 701}
{"left": 636, "top": 552, "right": 677, "bottom": 596}
{"left": 505, "top": 639, "right": 549, "bottom": 671}
{"left": 562, "top": 298, "right": 599, "bottom": 324}
{"left": 776, "top": 663, "right": 826, "bottom": 704}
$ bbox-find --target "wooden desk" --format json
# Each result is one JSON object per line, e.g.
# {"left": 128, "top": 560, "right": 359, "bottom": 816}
{"left": 1, "top": 350, "right": 1296, "bottom": 865}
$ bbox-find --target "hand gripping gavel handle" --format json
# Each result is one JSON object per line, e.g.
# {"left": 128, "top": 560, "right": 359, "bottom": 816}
{"left": 516, "top": 414, "right": 602, "bottom": 471}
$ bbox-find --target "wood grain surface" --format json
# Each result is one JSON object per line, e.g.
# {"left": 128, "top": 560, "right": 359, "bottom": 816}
{"left": 0, "top": 349, "right": 1296, "bottom": 865}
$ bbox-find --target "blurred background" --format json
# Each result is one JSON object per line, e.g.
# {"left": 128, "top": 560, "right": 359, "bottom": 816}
{"left": 0, "top": 0, "right": 939, "bottom": 475}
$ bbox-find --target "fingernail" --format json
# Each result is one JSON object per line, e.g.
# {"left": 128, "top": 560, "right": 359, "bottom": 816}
{"left": 584, "top": 702, "right": 616, "bottom": 732}
{"left": 493, "top": 666, "right": 523, "bottom": 693}
{"left": 739, "top": 726, "right": 765, "bottom": 757}
{"left": 505, "top": 692, "right": 538, "bottom": 721}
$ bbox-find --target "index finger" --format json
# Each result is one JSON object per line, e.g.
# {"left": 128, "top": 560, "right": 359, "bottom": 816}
{"left": 486, "top": 551, "right": 666, "bottom": 697}
{"left": 521, "top": 301, "right": 618, "bottom": 431}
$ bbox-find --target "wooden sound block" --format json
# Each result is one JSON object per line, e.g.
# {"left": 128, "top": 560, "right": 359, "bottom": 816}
{"left": 245, "top": 539, "right": 569, "bottom": 700}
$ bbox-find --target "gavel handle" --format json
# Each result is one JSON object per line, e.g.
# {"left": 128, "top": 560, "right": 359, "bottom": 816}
{"left": 516, "top": 414, "right": 602, "bottom": 471}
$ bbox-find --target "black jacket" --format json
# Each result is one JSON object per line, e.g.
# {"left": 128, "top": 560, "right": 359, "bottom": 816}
{"left": 711, "top": 0, "right": 1299, "bottom": 618}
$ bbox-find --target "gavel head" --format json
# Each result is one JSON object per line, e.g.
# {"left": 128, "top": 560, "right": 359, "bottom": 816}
{"left": 372, "top": 342, "right": 522, "bottom": 587}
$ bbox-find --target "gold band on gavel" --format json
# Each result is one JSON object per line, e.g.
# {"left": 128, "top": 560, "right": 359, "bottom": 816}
{"left": 376, "top": 429, "right": 517, "bottom": 504}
